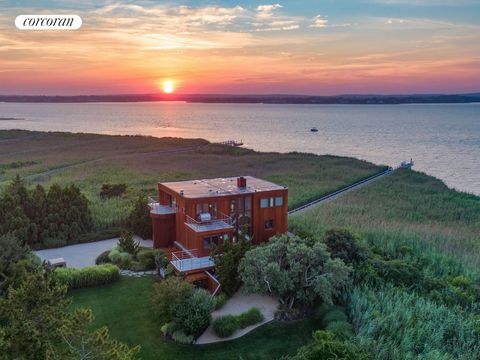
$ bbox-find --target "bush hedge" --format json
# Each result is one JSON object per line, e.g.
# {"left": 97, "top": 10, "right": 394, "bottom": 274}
{"left": 238, "top": 307, "right": 264, "bottom": 328}
{"left": 137, "top": 248, "right": 156, "bottom": 270}
{"left": 212, "top": 315, "right": 239, "bottom": 338}
{"left": 54, "top": 264, "right": 120, "bottom": 290}
{"left": 215, "top": 293, "right": 227, "bottom": 310}
{"left": 171, "top": 330, "right": 194, "bottom": 345}
{"left": 212, "top": 307, "right": 264, "bottom": 338}
{"left": 95, "top": 250, "right": 111, "bottom": 265}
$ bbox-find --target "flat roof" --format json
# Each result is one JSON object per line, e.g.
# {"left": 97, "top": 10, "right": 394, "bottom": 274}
{"left": 159, "top": 176, "right": 286, "bottom": 199}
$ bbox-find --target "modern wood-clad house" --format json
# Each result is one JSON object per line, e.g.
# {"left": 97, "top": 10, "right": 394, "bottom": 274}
{"left": 149, "top": 176, "right": 288, "bottom": 293}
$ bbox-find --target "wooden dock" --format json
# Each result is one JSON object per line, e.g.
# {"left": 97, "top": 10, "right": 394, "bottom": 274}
{"left": 218, "top": 140, "right": 244, "bottom": 147}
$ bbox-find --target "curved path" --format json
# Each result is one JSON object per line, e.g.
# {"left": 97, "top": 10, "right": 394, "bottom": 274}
{"left": 288, "top": 168, "right": 394, "bottom": 216}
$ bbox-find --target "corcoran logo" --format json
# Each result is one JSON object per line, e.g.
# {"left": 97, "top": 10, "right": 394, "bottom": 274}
{"left": 15, "top": 15, "right": 82, "bottom": 30}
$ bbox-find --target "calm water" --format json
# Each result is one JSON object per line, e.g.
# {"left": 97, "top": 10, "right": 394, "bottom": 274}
{"left": 1, "top": 102, "right": 479, "bottom": 195}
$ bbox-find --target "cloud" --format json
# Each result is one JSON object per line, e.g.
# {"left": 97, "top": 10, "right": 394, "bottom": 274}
{"left": 257, "top": 4, "right": 283, "bottom": 12}
{"left": 309, "top": 15, "right": 351, "bottom": 29}
{"left": 310, "top": 15, "right": 329, "bottom": 28}
{"left": 367, "top": 0, "right": 477, "bottom": 5}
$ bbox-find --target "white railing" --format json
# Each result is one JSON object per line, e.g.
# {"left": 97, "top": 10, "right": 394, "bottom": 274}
{"left": 148, "top": 196, "right": 176, "bottom": 215}
{"left": 205, "top": 271, "right": 221, "bottom": 297}
{"left": 170, "top": 249, "right": 214, "bottom": 271}
{"left": 184, "top": 211, "right": 232, "bottom": 231}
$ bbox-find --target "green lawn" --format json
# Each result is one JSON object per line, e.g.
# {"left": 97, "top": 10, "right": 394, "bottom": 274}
{"left": 70, "top": 276, "right": 319, "bottom": 360}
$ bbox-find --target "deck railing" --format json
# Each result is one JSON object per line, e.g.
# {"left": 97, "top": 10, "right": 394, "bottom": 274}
{"left": 148, "top": 196, "right": 176, "bottom": 214}
{"left": 184, "top": 211, "right": 232, "bottom": 231}
{"left": 170, "top": 249, "right": 214, "bottom": 271}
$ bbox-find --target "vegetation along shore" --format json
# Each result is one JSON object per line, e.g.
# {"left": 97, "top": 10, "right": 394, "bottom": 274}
{"left": 1, "top": 129, "right": 478, "bottom": 359}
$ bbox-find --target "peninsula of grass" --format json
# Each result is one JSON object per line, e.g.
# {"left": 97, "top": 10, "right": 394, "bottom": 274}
{"left": 70, "top": 276, "right": 321, "bottom": 360}
{"left": 0, "top": 130, "right": 385, "bottom": 232}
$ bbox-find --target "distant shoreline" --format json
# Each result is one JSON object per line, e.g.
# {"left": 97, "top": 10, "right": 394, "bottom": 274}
{"left": 1, "top": 93, "right": 480, "bottom": 105}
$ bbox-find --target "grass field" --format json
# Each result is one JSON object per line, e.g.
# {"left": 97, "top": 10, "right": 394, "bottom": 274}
{"left": 70, "top": 276, "right": 321, "bottom": 360}
{"left": 0, "top": 130, "right": 385, "bottom": 229}
{"left": 290, "top": 169, "right": 480, "bottom": 269}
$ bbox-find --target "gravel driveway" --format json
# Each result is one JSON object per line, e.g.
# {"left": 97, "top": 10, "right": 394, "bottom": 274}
{"left": 35, "top": 236, "right": 153, "bottom": 269}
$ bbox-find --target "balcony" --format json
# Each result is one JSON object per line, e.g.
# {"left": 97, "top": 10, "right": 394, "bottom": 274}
{"left": 148, "top": 197, "right": 175, "bottom": 215}
{"left": 184, "top": 212, "right": 233, "bottom": 233}
{"left": 170, "top": 249, "right": 215, "bottom": 272}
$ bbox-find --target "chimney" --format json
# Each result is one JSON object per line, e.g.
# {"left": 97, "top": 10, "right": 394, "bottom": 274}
{"left": 237, "top": 176, "right": 247, "bottom": 189}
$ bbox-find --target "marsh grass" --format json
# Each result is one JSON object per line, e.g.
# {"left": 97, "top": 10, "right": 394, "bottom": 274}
{"left": 290, "top": 169, "right": 480, "bottom": 269}
{"left": 0, "top": 130, "right": 384, "bottom": 231}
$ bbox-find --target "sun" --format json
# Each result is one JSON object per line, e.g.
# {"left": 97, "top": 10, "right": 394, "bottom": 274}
{"left": 162, "top": 80, "right": 175, "bottom": 94}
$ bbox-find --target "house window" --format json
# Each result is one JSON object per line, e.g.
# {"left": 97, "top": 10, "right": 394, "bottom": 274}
{"left": 265, "top": 219, "right": 274, "bottom": 230}
{"left": 203, "top": 237, "right": 212, "bottom": 250}
{"left": 275, "top": 196, "right": 283, "bottom": 206}
{"left": 269, "top": 197, "right": 274, "bottom": 207}
{"left": 260, "top": 198, "right": 269, "bottom": 208}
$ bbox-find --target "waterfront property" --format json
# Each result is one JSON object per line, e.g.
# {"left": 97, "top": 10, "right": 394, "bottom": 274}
{"left": 149, "top": 176, "right": 288, "bottom": 292}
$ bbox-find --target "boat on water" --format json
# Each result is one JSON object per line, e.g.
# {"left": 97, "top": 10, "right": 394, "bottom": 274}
{"left": 310, "top": 127, "right": 319, "bottom": 132}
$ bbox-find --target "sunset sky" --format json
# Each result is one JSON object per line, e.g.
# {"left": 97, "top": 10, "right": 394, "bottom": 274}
{"left": 1, "top": 0, "right": 480, "bottom": 95}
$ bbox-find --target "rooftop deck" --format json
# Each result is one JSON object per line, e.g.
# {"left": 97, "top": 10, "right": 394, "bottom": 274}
{"left": 148, "top": 197, "right": 175, "bottom": 215}
{"left": 159, "top": 176, "right": 286, "bottom": 199}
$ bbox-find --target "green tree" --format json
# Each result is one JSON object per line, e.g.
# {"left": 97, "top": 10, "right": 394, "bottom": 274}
{"left": 61, "top": 308, "right": 140, "bottom": 359}
{"left": 212, "top": 236, "right": 251, "bottom": 296}
{"left": 173, "top": 288, "right": 215, "bottom": 336}
{"left": 0, "top": 273, "right": 139, "bottom": 359}
{"left": 0, "top": 273, "right": 68, "bottom": 359}
{"left": 117, "top": 231, "right": 140, "bottom": 255}
{"left": 323, "top": 229, "right": 367, "bottom": 266}
{"left": 126, "top": 195, "right": 152, "bottom": 239}
{"left": 0, "top": 234, "right": 39, "bottom": 297}
{"left": 239, "top": 234, "right": 351, "bottom": 312}
{"left": 152, "top": 276, "right": 193, "bottom": 322}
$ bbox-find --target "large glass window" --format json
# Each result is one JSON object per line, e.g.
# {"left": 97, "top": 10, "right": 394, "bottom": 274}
{"left": 196, "top": 203, "right": 218, "bottom": 220}
{"left": 275, "top": 196, "right": 284, "bottom": 206}
{"left": 260, "top": 198, "right": 269, "bottom": 208}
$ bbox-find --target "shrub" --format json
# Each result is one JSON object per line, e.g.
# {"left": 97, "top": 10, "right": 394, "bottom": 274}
{"left": 212, "top": 308, "right": 264, "bottom": 338}
{"left": 174, "top": 288, "right": 215, "bottom": 336}
{"left": 215, "top": 293, "right": 228, "bottom": 310}
{"left": 324, "top": 229, "right": 367, "bottom": 266}
{"left": 321, "top": 309, "right": 349, "bottom": 328}
{"left": 212, "top": 237, "right": 251, "bottom": 296}
{"left": 160, "top": 322, "right": 178, "bottom": 337}
{"left": 117, "top": 231, "right": 139, "bottom": 255}
{"left": 171, "top": 330, "right": 194, "bottom": 345}
{"left": 212, "top": 315, "right": 240, "bottom": 338}
{"left": 152, "top": 277, "right": 193, "bottom": 322}
{"left": 54, "top": 264, "right": 119, "bottom": 290}
{"left": 291, "top": 330, "right": 370, "bottom": 360}
{"left": 325, "top": 321, "right": 354, "bottom": 340}
{"left": 95, "top": 250, "right": 111, "bottom": 265}
{"left": 238, "top": 307, "right": 263, "bottom": 328}
{"left": 154, "top": 249, "right": 168, "bottom": 269}
{"left": 137, "top": 248, "right": 155, "bottom": 270}
{"left": 100, "top": 184, "right": 127, "bottom": 199}
{"left": 108, "top": 247, "right": 133, "bottom": 269}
